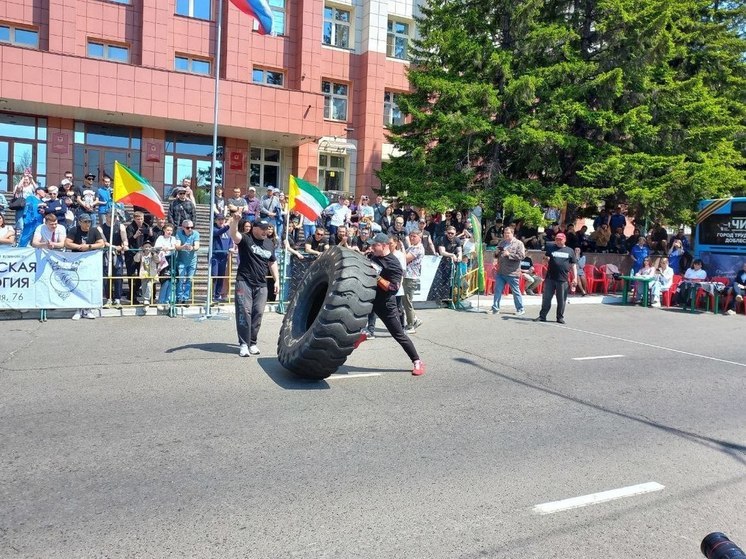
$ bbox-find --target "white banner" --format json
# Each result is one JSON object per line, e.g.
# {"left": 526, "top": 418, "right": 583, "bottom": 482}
{"left": 0, "top": 248, "right": 103, "bottom": 309}
{"left": 413, "top": 255, "right": 442, "bottom": 302}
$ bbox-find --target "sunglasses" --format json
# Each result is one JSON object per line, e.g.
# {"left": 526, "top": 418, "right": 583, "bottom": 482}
{"left": 184, "top": 226, "right": 193, "bottom": 230}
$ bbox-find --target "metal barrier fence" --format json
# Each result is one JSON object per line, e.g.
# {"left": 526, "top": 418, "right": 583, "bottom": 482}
{"left": 99, "top": 248, "right": 478, "bottom": 316}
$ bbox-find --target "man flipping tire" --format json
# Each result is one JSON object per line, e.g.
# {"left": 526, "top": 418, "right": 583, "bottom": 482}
{"left": 357, "top": 233, "right": 425, "bottom": 376}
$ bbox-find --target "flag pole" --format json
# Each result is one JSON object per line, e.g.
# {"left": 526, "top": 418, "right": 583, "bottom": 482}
{"left": 107, "top": 182, "right": 116, "bottom": 280}
{"left": 205, "top": 0, "right": 224, "bottom": 318}
{"left": 279, "top": 191, "right": 292, "bottom": 312}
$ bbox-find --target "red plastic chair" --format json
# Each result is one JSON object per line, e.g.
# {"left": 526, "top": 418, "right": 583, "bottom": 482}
{"left": 721, "top": 288, "right": 746, "bottom": 314}
{"left": 597, "top": 264, "right": 621, "bottom": 294}
{"left": 532, "top": 264, "right": 546, "bottom": 294}
{"left": 661, "top": 274, "right": 682, "bottom": 307}
{"left": 584, "top": 265, "right": 599, "bottom": 294}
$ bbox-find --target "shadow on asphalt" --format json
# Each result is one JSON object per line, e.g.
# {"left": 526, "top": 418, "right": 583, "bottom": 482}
{"left": 256, "top": 359, "right": 405, "bottom": 389}
{"left": 454, "top": 356, "right": 746, "bottom": 466}
{"left": 165, "top": 342, "right": 238, "bottom": 355}
{"left": 256, "top": 357, "right": 331, "bottom": 390}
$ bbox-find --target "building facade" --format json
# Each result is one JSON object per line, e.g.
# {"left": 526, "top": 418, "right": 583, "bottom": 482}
{"left": 0, "top": 0, "right": 417, "bottom": 198}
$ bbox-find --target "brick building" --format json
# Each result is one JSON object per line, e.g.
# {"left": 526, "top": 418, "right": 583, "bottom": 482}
{"left": 0, "top": 0, "right": 417, "bottom": 198}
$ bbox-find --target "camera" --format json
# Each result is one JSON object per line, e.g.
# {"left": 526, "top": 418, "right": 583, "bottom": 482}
{"left": 702, "top": 532, "right": 745, "bottom": 559}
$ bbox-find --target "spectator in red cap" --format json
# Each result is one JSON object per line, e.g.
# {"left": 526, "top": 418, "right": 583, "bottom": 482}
{"left": 535, "top": 232, "right": 578, "bottom": 324}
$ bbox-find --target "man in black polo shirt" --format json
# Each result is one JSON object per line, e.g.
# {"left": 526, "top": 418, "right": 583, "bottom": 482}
{"left": 229, "top": 214, "right": 279, "bottom": 357}
{"left": 535, "top": 232, "right": 578, "bottom": 324}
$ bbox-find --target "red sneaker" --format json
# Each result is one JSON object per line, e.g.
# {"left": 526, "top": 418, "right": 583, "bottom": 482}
{"left": 353, "top": 332, "right": 368, "bottom": 349}
{"left": 412, "top": 360, "right": 425, "bottom": 376}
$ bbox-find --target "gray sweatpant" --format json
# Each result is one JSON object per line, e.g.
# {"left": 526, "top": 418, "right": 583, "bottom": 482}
{"left": 234, "top": 279, "right": 268, "bottom": 346}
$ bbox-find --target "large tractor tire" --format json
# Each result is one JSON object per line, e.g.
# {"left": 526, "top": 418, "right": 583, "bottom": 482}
{"left": 277, "top": 246, "right": 377, "bottom": 380}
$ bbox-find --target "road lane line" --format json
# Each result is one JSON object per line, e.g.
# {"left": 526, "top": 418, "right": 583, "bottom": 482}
{"left": 557, "top": 325, "right": 746, "bottom": 368}
{"left": 533, "top": 482, "right": 665, "bottom": 514}
{"left": 327, "top": 373, "right": 381, "bottom": 380}
{"left": 572, "top": 354, "right": 625, "bottom": 361}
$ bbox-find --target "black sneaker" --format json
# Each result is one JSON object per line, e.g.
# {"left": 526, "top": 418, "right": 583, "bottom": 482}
{"left": 557, "top": 318, "right": 566, "bottom": 324}
{"left": 534, "top": 317, "right": 547, "bottom": 322}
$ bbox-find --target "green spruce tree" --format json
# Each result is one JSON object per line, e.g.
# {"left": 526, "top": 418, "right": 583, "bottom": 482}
{"left": 377, "top": 0, "right": 746, "bottom": 225}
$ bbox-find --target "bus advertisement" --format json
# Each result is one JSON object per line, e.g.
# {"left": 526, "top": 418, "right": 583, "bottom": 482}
{"left": 694, "top": 197, "right": 746, "bottom": 280}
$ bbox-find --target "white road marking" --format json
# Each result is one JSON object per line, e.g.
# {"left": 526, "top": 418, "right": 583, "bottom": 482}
{"left": 558, "top": 325, "right": 746, "bottom": 368}
{"left": 327, "top": 373, "right": 381, "bottom": 380}
{"left": 572, "top": 354, "right": 625, "bottom": 361}
{"left": 533, "top": 482, "right": 665, "bottom": 515}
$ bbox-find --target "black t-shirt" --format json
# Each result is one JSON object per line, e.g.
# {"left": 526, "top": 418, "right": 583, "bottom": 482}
{"left": 67, "top": 225, "right": 104, "bottom": 251}
{"left": 545, "top": 246, "right": 577, "bottom": 282}
{"left": 305, "top": 235, "right": 326, "bottom": 253}
{"left": 236, "top": 232, "right": 276, "bottom": 287}
{"left": 520, "top": 256, "right": 533, "bottom": 272}
{"left": 437, "top": 237, "right": 462, "bottom": 256}
{"left": 126, "top": 222, "right": 154, "bottom": 249}
{"left": 370, "top": 252, "right": 403, "bottom": 302}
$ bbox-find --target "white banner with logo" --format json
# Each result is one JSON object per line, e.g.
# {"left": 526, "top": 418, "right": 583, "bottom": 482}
{"left": 0, "top": 248, "right": 103, "bottom": 309}
{"left": 413, "top": 255, "right": 442, "bottom": 302}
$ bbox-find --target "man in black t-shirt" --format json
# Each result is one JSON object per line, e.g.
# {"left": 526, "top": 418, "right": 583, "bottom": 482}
{"left": 535, "top": 233, "right": 577, "bottom": 324}
{"left": 64, "top": 213, "right": 105, "bottom": 320}
{"left": 304, "top": 227, "right": 328, "bottom": 256}
{"left": 229, "top": 214, "right": 279, "bottom": 357}
{"left": 355, "top": 233, "right": 425, "bottom": 376}
{"left": 437, "top": 226, "right": 462, "bottom": 263}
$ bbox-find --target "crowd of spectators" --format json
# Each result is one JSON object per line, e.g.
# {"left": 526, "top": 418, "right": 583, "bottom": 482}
{"left": 3, "top": 176, "right": 746, "bottom": 317}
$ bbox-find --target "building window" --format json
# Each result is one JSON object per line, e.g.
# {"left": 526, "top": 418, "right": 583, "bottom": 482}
{"left": 323, "top": 5, "right": 351, "bottom": 49}
{"left": 73, "top": 122, "right": 141, "bottom": 182}
{"left": 322, "top": 81, "right": 348, "bottom": 121}
{"left": 175, "top": 0, "right": 212, "bottom": 20}
{"left": 164, "top": 132, "right": 223, "bottom": 195}
{"left": 0, "top": 114, "right": 47, "bottom": 192}
{"left": 384, "top": 92, "right": 404, "bottom": 127}
{"left": 253, "top": 0, "right": 285, "bottom": 35}
{"left": 87, "top": 41, "right": 130, "bottom": 63}
{"left": 318, "top": 154, "right": 346, "bottom": 192}
{"left": 250, "top": 147, "right": 281, "bottom": 189}
{"left": 252, "top": 67, "right": 284, "bottom": 87}
{"left": 387, "top": 19, "right": 409, "bottom": 60}
{"left": 175, "top": 55, "right": 212, "bottom": 76}
{"left": 0, "top": 24, "right": 40, "bottom": 48}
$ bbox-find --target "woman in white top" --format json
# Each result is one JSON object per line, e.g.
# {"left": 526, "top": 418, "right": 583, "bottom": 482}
{"left": 678, "top": 258, "right": 707, "bottom": 308}
{"left": 389, "top": 236, "right": 407, "bottom": 327}
{"left": 0, "top": 213, "right": 15, "bottom": 246}
{"left": 154, "top": 223, "right": 181, "bottom": 307}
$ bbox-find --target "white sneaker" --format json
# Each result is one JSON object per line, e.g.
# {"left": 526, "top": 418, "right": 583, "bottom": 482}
{"left": 71, "top": 311, "right": 81, "bottom": 320}
{"left": 103, "top": 299, "right": 112, "bottom": 307}
{"left": 84, "top": 310, "right": 96, "bottom": 319}
{"left": 515, "top": 309, "right": 525, "bottom": 316}
{"left": 405, "top": 325, "right": 416, "bottom": 334}
{"left": 726, "top": 309, "right": 736, "bottom": 315}
{"left": 239, "top": 344, "right": 250, "bottom": 357}
{"left": 651, "top": 301, "right": 661, "bottom": 308}
{"left": 114, "top": 299, "right": 122, "bottom": 308}
{"left": 249, "top": 345, "right": 261, "bottom": 355}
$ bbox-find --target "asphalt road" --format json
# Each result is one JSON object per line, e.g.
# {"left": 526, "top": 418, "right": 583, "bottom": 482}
{"left": 1, "top": 301, "right": 744, "bottom": 558}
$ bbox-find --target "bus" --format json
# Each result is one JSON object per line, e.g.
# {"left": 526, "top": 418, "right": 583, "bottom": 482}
{"left": 694, "top": 197, "right": 746, "bottom": 279}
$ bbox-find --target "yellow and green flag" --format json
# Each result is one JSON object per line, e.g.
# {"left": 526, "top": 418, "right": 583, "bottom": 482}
{"left": 113, "top": 161, "right": 165, "bottom": 219}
